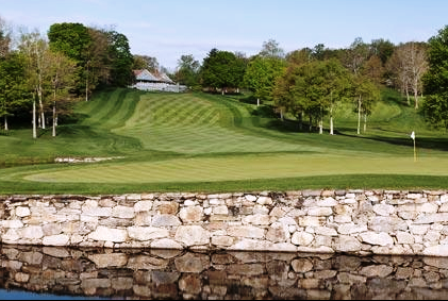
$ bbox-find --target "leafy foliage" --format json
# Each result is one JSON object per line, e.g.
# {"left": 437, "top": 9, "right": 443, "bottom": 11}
{"left": 423, "top": 26, "right": 448, "bottom": 130}
{"left": 200, "top": 49, "right": 246, "bottom": 91}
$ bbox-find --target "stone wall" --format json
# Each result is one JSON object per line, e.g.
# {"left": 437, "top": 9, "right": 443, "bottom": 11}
{"left": 3, "top": 246, "right": 448, "bottom": 300}
{"left": 2, "top": 190, "right": 448, "bottom": 256}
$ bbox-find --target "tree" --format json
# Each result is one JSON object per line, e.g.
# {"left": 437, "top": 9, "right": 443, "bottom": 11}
{"left": 351, "top": 75, "right": 381, "bottom": 135}
{"left": 259, "top": 39, "right": 285, "bottom": 59}
{"left": 84, "top": 27, "right": 112, "bottom": 100}
{"left": 48, "top": 23, "right": 91, "bottom": 97}
{"left": 44, "top": 50, "right": 78, "bottom": 137}
{"left": 406, "top": 42, "right": 428, "bottom": 110}
{"left": 175, "top": 54, "right": 200, "bottom": 88}
{"left": 423, "top": 26, "right": 448, "bottom": 130}
{"left": 0, "top": 52, "right": 29, "bottom": 131}
{"left": 0, "top": 16, "right": 11, "bottom": 59}
{"left": 362, "top": 55, "right": 385, "bottom": 86}
{"left": 274, "top": 63, "right": 314, "bottom": 130}
{"left": 108, "top": 31, "right": 133, "bottom": 87}
{"left": 387, "top": 47, "right": 411, "bottom": 104}
{"left": 275, "top": 59, "right": 351, "bottom": 134}
{"left": 200, "top": 49, "right": 246, "bottom": 93}
{"left": 18, "top": 31, "right": 48, "bottom": 135}
{"left": 343, "top": 38, "right": 369, "bottom": 75}
{"left": 133, "top": 55, "right": 159, "bottom": 72}
{"left": 320, "top": 60, "right": 351, "bottom": 135}
{"left": 244, "top": 56, "right": 286, "bottom": 106}
{"left": 286, "top": 48, "right": 314, "bottom": 66}
{"left": 370, "top": 39, "right": 395, "bottom": 66}
{"left": 387, "top": 42, "right": 428, "bottom": 108}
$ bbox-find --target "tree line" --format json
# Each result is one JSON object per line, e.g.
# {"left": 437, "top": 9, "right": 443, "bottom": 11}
{"left": 2, "top": 16, "right": 448, "bottom": 137}
{"left": 175, "top": 29, "right": 448, "bottom": 133}
{"left": 0, "top": 19, "right": 137, "bottom": 138}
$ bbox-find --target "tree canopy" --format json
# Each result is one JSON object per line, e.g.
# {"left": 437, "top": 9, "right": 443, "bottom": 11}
{"left": 200, "top": 49, "right": 246, "bottom": 92}
{"left": 423, "top": 26, "right": 448, "bottom": 130}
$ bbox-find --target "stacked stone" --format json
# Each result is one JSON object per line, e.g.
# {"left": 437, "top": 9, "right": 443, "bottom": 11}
{"left": 1, "top": 191, "right": 448, "bottom": 256}
{"left": 2, "top": 246, "right": 448, "bottom": 300}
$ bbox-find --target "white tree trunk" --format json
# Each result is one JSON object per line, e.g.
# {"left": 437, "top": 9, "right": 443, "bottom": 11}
{"left": 330, "top": 117, "right": 334, "bottom": 135}
{"left": 280, "top": 108, "right": 284, "bottom": 121}
{"left": 414, "top": 87, "right": 419, "bottom": 110}
{"left": 257, "top": 98, "right": 260, "bottom": 107}
{"left": 36, "top": 48, "right": 45, "bottom": 129}
{"left": 405, "top": 85, "right": 411, "bottom": 106}
{"left": 364, "top": 113, "right": 367, "bottom": 133}
{"left": 357, "top": 98, "right": 362, "bottom": 135}
{"left": 319, "top": 119, "right": 323, "bottom": 134}
{"left": 330, "top": 102, "right": 334, "bottom": 135}
{"left": 52, "top": 101, "right": 56, "bottom": 137}
{"left": 33, "top": 100, "right": 37, "bottom": 139}
{"left": 41, "top": 110, "right": 46, "bottom": 130}
{"left": 4, "top": 116, "right": 8, "bottom": 131}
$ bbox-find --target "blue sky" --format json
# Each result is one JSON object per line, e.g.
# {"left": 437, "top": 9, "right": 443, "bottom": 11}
{"left": 1, "top": 0, "right": 447, "bottom": 70}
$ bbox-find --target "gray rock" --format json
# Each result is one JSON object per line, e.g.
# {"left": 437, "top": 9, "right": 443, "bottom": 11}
{"left": 423, "top": 245, "right": 448, "bottom": 257}
{"left": 337, "top": 223, "right": 368, "bottom": 235}
{"left": 16, "top": 206, "right": 31, "bottom": 217}
{"left": 151, "top": 215, "right": 182, "bottom": 228}
{"left": 211, "top": 236, "right": 234, "bottom": 248}
{"left": 112, "top": 206, "right": 135, "bottom": 219}
{"left": 417, "top": 203, "right": 439, "bottom": 214}
{"left": 334, "top": 236, "right": 362, "bottom": 252}
{"left": 291, "top": 232, "right": 314, "bottom": 246}
{"left": 317, "top": 198, "right": 338, "bottom": 207}
{"left": 360, "top": 265, "right": 394, "bottom": 278}
{"left": 151, "top": 238, "right": 183, "bottom": 250}
{"left": 174, "top": 253, "right": 210, "bottom": 273}
{"left": 360, "top": 232, "right": 394, "bottom": 247}
{"left": 315, "top": 227, "right": 338, "bottom": 236}
{"left": 397, "top": 232, "right": 415, "bottom": 245}
{"left": 87, "top": 226, "right": 128, "bottom": 243}
{"left": 128, "top": 227, "right": 169, "bottom": 241}
{"left": 175, "top": 226, "right": 210, "bottom": 247}
{"left": 291, "top": 258, "right": 314, "bottom": 273}
{"left": 415, "top": 214, "right": 448, "bottom": 224}
{"left": 21, "top": 226, "right": 44, "bottom": 239}
{"left": 43, "top": 234, "right": 70, "bottom": 247}
{"left": 134, "top": 201, "right": 153, "bottom": 212}
{"left": 373, "top": 204, "right": 396, "bottom": 217}
{"left": 368, "top": 217, "right": 408, "bottom": 232}
{"left": 227, "top": 226, "right": 265, "bottom": 239}
{"left": 179, "top": 206, "right": 203, "bottom": 223}
{"left": 88, "top": 254, "right": 128, "bottom": 268}
{"left": 307, "top": 207, "right": 333, "bottom": 217}
{"left": 410, "top": 225, "right": 430, "bottom": 235}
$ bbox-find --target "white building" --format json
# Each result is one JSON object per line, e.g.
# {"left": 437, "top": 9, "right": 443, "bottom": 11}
{"left": 131, "top": 70, "right": 187, "bottom": 93}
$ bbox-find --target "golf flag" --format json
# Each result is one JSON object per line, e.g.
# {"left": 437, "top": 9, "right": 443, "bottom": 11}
{"left": 411, "top": 131, "right": 416, "bottom": 140}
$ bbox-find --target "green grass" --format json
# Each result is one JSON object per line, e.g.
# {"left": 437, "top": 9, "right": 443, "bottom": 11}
{"left": 1, "top": 87, "right": 448, "bottom": 195}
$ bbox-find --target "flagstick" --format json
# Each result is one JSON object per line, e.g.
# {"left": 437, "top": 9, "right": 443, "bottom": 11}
{"left": 414, "top": 138, "right": 417, "bottom": 163}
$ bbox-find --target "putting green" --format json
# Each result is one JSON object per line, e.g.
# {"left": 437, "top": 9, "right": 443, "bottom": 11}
{"left": 23, "top": 154, "right": 448, "bottom": 184}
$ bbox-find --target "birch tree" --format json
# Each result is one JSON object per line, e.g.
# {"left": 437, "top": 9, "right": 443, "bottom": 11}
{"left": 320, "top": 60, "right": 350, "bottom": 135}
{"left": 18, "top": 31, "right": 48, "bottom": 135}
{"left": 387, "top": 42, "right": 428, "bottom": 109}
{"left": 44, "top": 51, "right": 78, "bottom": 137}
{"left": 352, "top": 76, "right": 381, "bottom": 135}
{"left": 406, "top": 42, "right": 428, "bottom": 110}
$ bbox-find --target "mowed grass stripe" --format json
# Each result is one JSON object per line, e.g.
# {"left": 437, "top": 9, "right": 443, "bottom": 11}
{"left": 113, "top": 92, "right": 311, "bottom": 154}
{"left": 23, "top": 154, "right": 448, "bottom": 184}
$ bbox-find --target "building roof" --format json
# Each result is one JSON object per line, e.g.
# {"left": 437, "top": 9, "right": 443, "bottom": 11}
{"left": 134, "top": 69, "right": 174, "bottom": 84}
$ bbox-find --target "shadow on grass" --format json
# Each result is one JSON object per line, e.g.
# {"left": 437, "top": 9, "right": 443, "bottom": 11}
{"left": 339, "top": 132, "right": 448, "bottom": 152}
